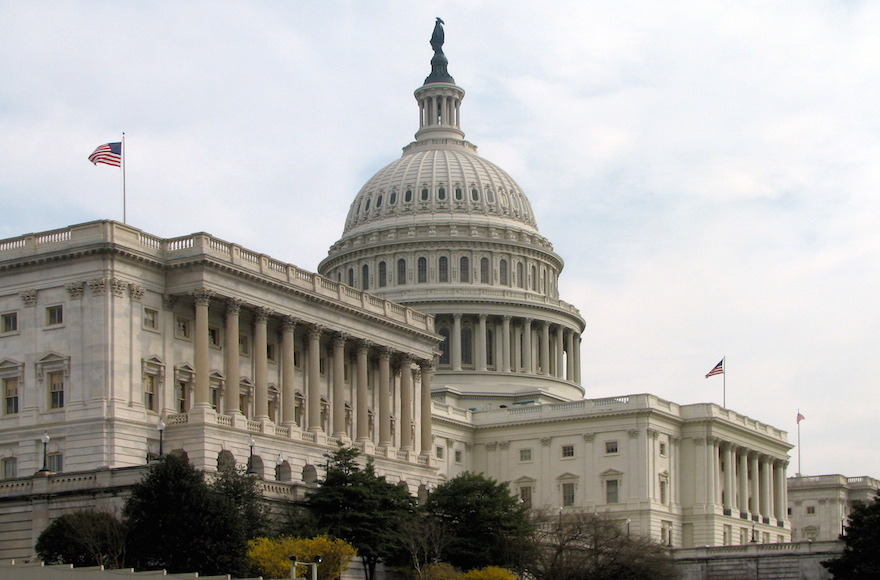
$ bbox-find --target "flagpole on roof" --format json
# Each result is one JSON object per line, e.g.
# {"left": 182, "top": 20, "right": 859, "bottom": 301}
{"left": 121, "top": 133, "right": 127, "bottom": 224}
{"left": 722, "top": 356, "right": 726, "bottom": 408}
{"left": 797, "top": 409, "right": 803, "bottom": 476}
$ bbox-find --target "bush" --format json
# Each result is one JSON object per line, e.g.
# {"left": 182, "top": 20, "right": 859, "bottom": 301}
{"left": 248, "top": 535, "right": 357, "bottom": 579}
{"left": 35, "top": 510, "right": 126, "bottom": 568}
{"left": 461, "top": 566, "right": 517, "bottom": 580}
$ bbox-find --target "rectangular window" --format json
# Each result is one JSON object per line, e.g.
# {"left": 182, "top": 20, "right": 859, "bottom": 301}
{"left": 561, "top": 444, "right": 575, "bottom": 458}
{"left": 606, "top": 479, "right": 619, "bottom": 504}
{"left": 562, "top": 482, "right": 576, "bottom": 506}
{"left": 605, "top": 440, "right": 618, "bottom": 454}
{"left": 2, "top": 457, "right": 17, "bottom": 479}
{"left": 46, "top": 305, "right": 63, "bottom": 326}
{"left": 208, "top": 327, "right": 221, "bottom": 347}
{"left": 520, "top": 485, "right": 533, "bottom": 509}
{"left": 294, "top": 349, "right": 301, "bottom": 367}
{"left": 319, "top": 357, "right": 326, "bottom": 375}
{"left": 436, "top": 446, "right": 444, "bottom": 459}
{"left": 239, "top": 334, "right": 250, "bottom": 356}
{"left": 143, "top": 308, "right": 158, "bottom": 329}
{"left": 48, "top": 371, "right": 64, "bottom": 409}
{"left": 144, "top": 374, "right": 157, "bottom": 411}
{"left": 47, "top": 453, "right": 63, "bottom": 473}
{"left": 210, "top": 387, "right": 219, "bottom": 410}
{"left": 4, "top": 377, "right": 19, "bottom": 415}
{"left": 267, "top": 343, "right": 276, "bottom": 362}
{"left": 659, "top": 479, "right": 668, "bottom": 505}
{"left": 659, "top": 441, "right": 667, "bottom": 457}
{"left": 454, "top": 449, "right": 463, "bottom": 464}
{"left": 806, "top": 506, "right": 816, "bottom": 515}
{"left": 1, "top": 312, "right": 18, "bottom": 333}
{"left": 519, "top": 448, "right": 532, "bottom": 462}
{"left": 176, "top": 381, "right": 188, "bottom": 413}
{"left": 175, "top": 317, "right": 190, "bottom": 338}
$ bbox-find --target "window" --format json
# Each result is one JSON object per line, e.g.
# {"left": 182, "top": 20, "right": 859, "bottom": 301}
{"left": 461, "top": 327, "right": 472, "bottom": 365}
{"left": 2, "top": 457, "right": 16, "bottom": 479}
{"left": 531, "top": 265, "right": 537, "bottom": 291}
{"left": 436, "top": 446, "right": 444, "bottom": 459}
{"left": 471, "top": 188, "right": 480, "bottom": 201}
{"left": 397, "top": 259, "right": 407, "bottom": 285}
{"left": 208, "top": 327, "right": 221, "bottom": 347}
{"left": 455, "top": 187, "right": 463, "bottom": 201}
{"left": 48, "top": 371, "right": 64, "bottom": 409}
{"left": 143, "top": 308, "right": 158, "bottom": 330}
{"left": 454, "top": 449, "right": 463, "bottom": 463}
{"left": 659, "top": 441, "right": 667, "bottom": 457}
{"left": 267, "top": 343, "right": 277, "bottom": 362}
{"left": 562, "top": 482, "right": 576, "bottom": 506}
{"left": 520, "top": 485, "right": 533, "bottom": 509}
{"left": 438, "top": 327, "right": 450, "bottom": 365}
{"left": 438, "top": 187, "right": 446, "bottom": 200}
{"left": 144, "top": 374, "right": 157, "bottom": 411}
{"left": 405, "top": 189, "right": 413, "bottom": 202}
{"left": 362, "top": 264, "right": 369, "bottom": 290}
{"left": 4, "top": 378, "right": 18, "bottom": 415}
{"left": 562, "top": 444, "right": 575, "bottom": 458}
{"left": 376, "top": 194, "right": 383, "bottom": 208}
{"left": 438, "top": 257, "right": 449, "bottom": 282}
{"left": 348, "top": 268, "right": 355, "bottom": 287}
{"left": 1, "top": 312, "right": 18, "bottom": 333}
{"left": 239, "top": 334, "right": 250, "bottom": 356}
{"left": 806, "top": 506, "right": 816, "bottom": 515}
{"left": 421, "top": 187, "right": 429, "bottom": 201}
{"left": 176, "top": 381, "right": 189, "bottom": 413}
{"left": 459, "top": 257, "right": 470, "bottom": 282}
{"left": 364, "top": 198, "right": 371, "bottom": 212}
{"left": 606, "top": 479, "right": 619, "bottom": 504}
{"left": 605, "top": 440, "right": 619, "bottom": 454}
{"left": 519, "top": 448, "right": 532, "bottom": 462}
{"left": 389, "top": 191, "right": 397, "bottom": 205}
{"left": 659, "top": 479, "right": 668, "bottom": 505}
{"left": 500, "top": 259, "right": 508, "bottom": 285}
{"left": 517, "top": 262, "right": 525, "bottom": 288}
{"left": 46, "top": 305, "right": 63, "bottom": 326}
{"left": 175, "top": 317, "right": 190, "bottom": 339}
{"left": 47, "top": 453, "right": 63, "bottom": 473}
{"left": 378, "top": 261, "right": 387, "bottom": 287}
{"left": 480, "top": 258, "right": 489, "bottom": 283}
{"left": 418, "top": 257, "right": 427, "bottom": 283}
{"left": 487, "top": 189, "right": 496, "bottom": 203}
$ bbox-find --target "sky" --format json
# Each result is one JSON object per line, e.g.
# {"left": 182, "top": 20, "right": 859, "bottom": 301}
{"left": 2, "top": 2, "right": 878, "bottom": 479}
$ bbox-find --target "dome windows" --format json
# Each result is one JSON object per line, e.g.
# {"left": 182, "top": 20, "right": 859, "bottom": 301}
{"left": 389, "top": 191, "right": 398, "bottom": 205}
{"left": 438, "top": 256, "right": 449, "bottom": 282}
{"left": 405, "top": 189, "right": 413, "bottom": 203}
{"left": 397, "top": 259, "right": 407, "bottom": 285}
{"left": 455, "top": 187, "right": 464, "bottom": 201}
{"left": 364, "top": 198, "right": 371, "bottom": 212}
{"left": 421, "top": 187, "right": 430, "bottom": 201}
{"left": 460, "top": 257, "right": 470, "bottom": 282}
{"left": 486, "top": 189, "right": 496, "bottom": 204}
{"left": 417, "top": 257, "right": 428, "bottom": 283}
{"left": 376, "top": 194, "right": 383, "bottom": 208}
{"left": 471, "top": 188, "right": 480, "bottom": 202}
{"left": 438, "top": 187, "right": 446, "bottom": 200}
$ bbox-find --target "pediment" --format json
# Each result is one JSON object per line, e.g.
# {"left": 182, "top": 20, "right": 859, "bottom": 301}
{"left": 600, "top": 468, "right": 623, "bottom": 477}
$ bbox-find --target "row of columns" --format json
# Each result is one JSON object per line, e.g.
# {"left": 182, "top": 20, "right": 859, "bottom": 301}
{"left": 445, "top": 314, "right": 582, "bottom": 382}
{"left": 701, "top": 436, "right": 787, "bottom": 523}
{"left": 419, "top": 92, "right": 461, "bottom": 128}
{"left": 189, "top": 289, "right": 434, "bottom": 454}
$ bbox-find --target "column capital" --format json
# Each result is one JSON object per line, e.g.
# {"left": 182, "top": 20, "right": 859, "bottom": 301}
{"left": 190, "top": 288, "right": 214, "bottom": 306}
{"left": 378, "top": 346, "right": 392, "bottom": 361}
{"left": 357, "top": 339, "right": 372, "bottom": 354}
{"left": 542, "top": 319, "right": 551, "bottom": 328}
{"left": 333, "top": 332, "right": 348, "bottom": 347}
{"left": 226, "top": 297, "right": 242, "bottom": 314}
{"left": 307, "top": 325, "right": 324, "bottom": 340}
{"left": 523, "top": 317, "right": 533, "bottom": 325}
{"left": 478, "top": 313, "right": 488, "bottom": 321}
{"left": 281, "top": 315, "right": 298, "bottom": 331}
{"left": 503, "top": 315, "right": 512, "bottom": 322}
{"left": 254, "top": 306, "right": 272, "bottom": 323}
{"left": 453, "top": 313, "right": 462, "bottom": 320}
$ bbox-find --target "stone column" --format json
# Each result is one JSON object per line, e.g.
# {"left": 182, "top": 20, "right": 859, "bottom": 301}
{"left": 575, "top": 334, "right": 582, "bottom": 383}
{"left": 253, "top": 307, "right": 270, "bottom": 421}
{"left": 555, "top": 325, "right": 564, "bottom": 378}
{"left": 540, "top": 321, "right": 550, "bottom": 375}
{"left": 191, "top": 289, "right": 213, "bottom": 408}
{"left": 420, "top": 359, "right": 433, "bottom": 456}
{"left": 332, "top": 334, "right": 347, "bottom": 438}
{"left": 738, "top": 449, "right": 749, "bottom": 515}
{"left": 378, "top": 348, "right": 392, "bottom": 447}
{"left": 400, "top": 355, "right": 413, "bottom": 450}
{"left": 281, "top": 316, "right": 297, "bottom": 426}
{"left": 722, "top": 443, "right": 734, "bottom": 511}
{"left": 356, "top": 341, "right": 370, "bottom": 442}
{"left": 307, "top": 326, "right": 322, "bottom": 432}
{"left": 501, "top": 316, "right": 511, "bottom": 372}
{"left": 749, "top": 452, "right": 760, "bottom": 516}
{"left": 522, "top": 318, "right": 532, "bottom": 374}
{"left": 224, "top": 298, "right": 241, "bottom": 414}
{"left": 452, "top": 314, "right": 462, "bottom": 371}
{"left": 477, "top": 314, "right": 487, "bottom": 371}
{"left": 773, "top": 460, "right": 786, "bottom": 522}
{"left": 565, "top": 328, "right": 575, "bottom": 381}
{"left": 705, "top": 437, "right": 716, "bottom": 507}
{"left": 759, "top": 455, "right": 771, "bottom": 519}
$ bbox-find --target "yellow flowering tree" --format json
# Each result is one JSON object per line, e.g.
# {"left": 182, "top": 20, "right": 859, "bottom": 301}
{"left": 247, "top": 535, "right": 356, "bottom": 579}
{"left": 461, "top": 566, "right": 517, "bottom": 580}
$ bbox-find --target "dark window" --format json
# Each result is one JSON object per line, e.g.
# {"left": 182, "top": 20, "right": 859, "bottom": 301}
{"left": 362, "top": 265, "right": 369, "bottom": 290}
{"left": 455, "top": 187, "right": 464, "bottom": 200}
{"left": 378, "top": 262, "right": 387, "bottom": 287}
{"left": 480, "top": 257, "right": 490, "bottom": 283}
{"left": 439, "top": 327, "right": 450, "bottom": 365}
{"left": 418, "top": 257, "right": 427, "bottom": 283}
{"left": 471, "top": 188, "right": 480, "bottom": 201}
{"left": 397, "top": 259, "right": 407, "bottom": 285}
{"left": 405, "top": 189, "right": 413, "bottom": 202}
{"left": 390, "top": 191, "right": 398, "bottom": 205}
{"left": 438, "top": 187, "right": 446, "bottom": 200}
{"left": 439, "top": 257, "right": 449, "bottom": 282}
{"left": 500, "top": 260, "right": 509, "bottom": 285}
{"left": 462, "top": 326, "right": 473, "bottom": 365}
{"left": 459, "top": 257, "right": 470, "bottom": 282}
{"left": 421, "top": 188, "right": 429, "bottom": 201}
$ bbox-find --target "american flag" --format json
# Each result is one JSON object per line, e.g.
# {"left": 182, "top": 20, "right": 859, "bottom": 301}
{"left": 797, "top": 412, "right": 805, "bottom": 424}
{"left": 88, "top": 142, "right": 122, "bottom": 167}
{"left": 705, "top": 359, "right": 724, "bottom": 378}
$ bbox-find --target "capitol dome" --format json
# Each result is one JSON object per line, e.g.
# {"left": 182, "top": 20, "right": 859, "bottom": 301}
{"left": 319, "top": 20, "right": 585, "bottom": 403}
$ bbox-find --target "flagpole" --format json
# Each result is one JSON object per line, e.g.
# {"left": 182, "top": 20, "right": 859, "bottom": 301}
{"left": 797, "top": 409, "right": 802, "bottom": 476}
{"left": 722, "top": 355, "right": 726, "bottom": 408}
{"left": 121, "top": 133, "right": 127, "bottom": 224}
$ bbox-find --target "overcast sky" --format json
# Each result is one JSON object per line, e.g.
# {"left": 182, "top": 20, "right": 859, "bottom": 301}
{"left": 2, "top": 2, "right": 878, "bottom": 479}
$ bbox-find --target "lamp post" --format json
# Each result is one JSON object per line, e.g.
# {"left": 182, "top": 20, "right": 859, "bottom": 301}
{"left": 626, "top": 518, "right": 631, "bottom": 539}
{"left": 247, "top": 435, "right": 257, "bottom": 475}
{"left": 750, "top": 522, "right": 758, "bottom": 543}
{"left": 157, "top": 419, "right": 166, "bottom": 457}
{"left": 289, "top": 555, "right": 322, "bottom": 580}
{"left": 39, "top": 432, "right": 50, "bottom": 472}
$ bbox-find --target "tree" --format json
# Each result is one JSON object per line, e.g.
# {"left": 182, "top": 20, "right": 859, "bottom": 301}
{"left": 212, "top": 462, "right": 271, "bottom": 539}
{"left": 35, "top": 510, "right": 126, "bottom": 568}
{"left": 123, "top": 454, "right": 249, "bottom": 576}
{"left": 306, "top": 446, "right": 416, "bottom": 580}
{"left": 247, "top": 535, "right": 357, "bottom": 579}
{"left": 823, "top": 493, "right": 880, "bottom": 578}
{"left": 398, "top": 513, "right": 451, "bottom": 579}
{"left": 525, "top": 510, "right": 680, "bottom": 580}
{"left": 424, "top": 472, "right": 534, "bottom": 572}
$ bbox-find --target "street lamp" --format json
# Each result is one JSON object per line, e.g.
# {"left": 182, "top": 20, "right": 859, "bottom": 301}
{"left": 157, "top": 419, "right": 166, "bottom": 457}
{"left": 750, "top": 522, "right": 758, "bottom": 543}
{"left": 39, "top": 432, "right": 50, "bottom": 472}
{"left": 626, "top": 518, "right": 631, "bottom": 538}
{"left": 290, "top": 554, "right": 322, "bottom": 580}
{"left": 247, "top": 435, "right": 257, "bottom": 475}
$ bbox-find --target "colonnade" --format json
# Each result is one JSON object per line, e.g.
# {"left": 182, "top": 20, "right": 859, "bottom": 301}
{"left": 188, "top": 289, "right": 434, "bottom": 455}
{"left": 698, "top": 436, "right": 788, "bottom": 524}
{"left": 440, "top": 313, "right": 581, "bottom": 382}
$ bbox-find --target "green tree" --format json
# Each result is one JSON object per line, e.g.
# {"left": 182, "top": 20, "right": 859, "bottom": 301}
{"left": 424, "top": 472, "right": 533, "bottom": 572}
{"left": 823, "top": 493, "right": 880, "bottom": 578}
{"left": 35, "top": 509, "right": 127, "bottom": 568}
{"left": 123, "top": 454, "right": 249, "bottom": 576}
{"left": 212, "top": 463, "right": 271, "bottom": 539}
{"left": 525, "top": 510, "right": 679, "bottom": 580}
{"left": 306, "top": 446, "right": 416, "bottom": 580}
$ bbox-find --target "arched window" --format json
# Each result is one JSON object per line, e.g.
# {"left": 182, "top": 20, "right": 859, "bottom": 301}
{"left": 531, "top": 265, "right": 537, "bottom": 291}
{"left": 397, "top": 259, "right": 407, "bottom": 285}
{"left": 500, "top": 259, "right": 509, "bottom": 286}
{"left": 365, "top": 198, "right": 371, "bottom": 212}
{"left": 378, "top": 261, "right": 387, "bottom": 287}
{"left": 376, "top": 194, "right": 383, "bottom": 208}
{"left": 438, "top": 187, "right": 446, "bottom": 200}
{"left": 390, "top": 191, "right": 397, "bottom": 205}
{"left": 421, "top": 187, "right": 430, "bottom": 201}
{"left": 348, "top": 268, "right": 355, "bottom": 287}
{"left": 487, "top": 189, "right": 496, "bottom": 203}
{"left": 438, "top": 327, "right": 450, "bottom": 365}
{"left": 362, "top": 264, "right": 369, "bottom": 290}
{"left": 405, "top": 189, "right": 413, "bottom": 202}
{"left": 418, "top": 257, "right": 427, "bottom": 283}
{"left": 480, "top": 257, "right": 490, "bottom": 284}
{"left": 471, "top": 188, "right": 480, "bottom": 201}
{"left": 462, "top": 326, "right": 473, "bottom": 366}
{"left": 517, "top": 262, "right": 525, "bottom": 288}
{"left": 486, "top": 328, "right": 495, "bottom": 367}
{"left": 459, "top": 257, "right": 470, "bottom": 283}
{"left": 439, "top": 257, "right": 449, "bottom": 282}
{"left": 455, "top": 187, "right": 464, "bottom": 201}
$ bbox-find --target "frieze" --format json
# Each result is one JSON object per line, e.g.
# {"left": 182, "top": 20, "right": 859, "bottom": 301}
{"left": 65, "top": 282, "right": 84, "bottom": 300}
